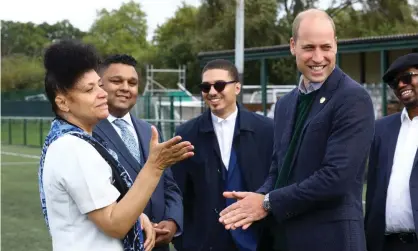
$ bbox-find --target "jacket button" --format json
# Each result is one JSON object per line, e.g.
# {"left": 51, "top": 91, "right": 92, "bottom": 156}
{"left": 213, "top": 208, "right": 219, "bottom": 214}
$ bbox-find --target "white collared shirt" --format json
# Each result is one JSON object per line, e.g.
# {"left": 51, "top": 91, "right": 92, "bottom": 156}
{"left": 211, "top": 107, "right": 238, "bottom": 170}
{"left": 107, "top": 113, "right": 139, "bottom": 144}
{"left": 385, "top": 108, "right": 418, "bottom": 232}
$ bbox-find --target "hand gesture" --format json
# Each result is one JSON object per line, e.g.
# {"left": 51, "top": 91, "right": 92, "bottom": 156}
{"left": 140, "top": 213, "right": 155, "bottom": 251}
{"left": 153, "top": 220, "right": 177, "bottom": 246}
{"left": 219, "top": 192, "right": 267, "bottom": 230}
{"left": 147, "top": 126, "right": 194, "bottom": 170}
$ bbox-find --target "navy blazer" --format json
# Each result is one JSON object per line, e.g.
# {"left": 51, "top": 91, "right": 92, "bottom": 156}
{"left": 365, "top": 112, "right": 418, "bottom": 251}
{"left": 94, "top": 114, "right": 183, "bottom": 251}
{"left": 171, "top": 105, "right": 274, "bottom": 251}
{"left": 257, "top": 67, "right": 375, "bottom": 251}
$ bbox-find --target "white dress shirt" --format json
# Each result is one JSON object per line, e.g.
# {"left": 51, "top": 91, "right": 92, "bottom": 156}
{"left": 385, "top": 108, "right": 418, "bottom": 233}
{"left": 211, "top": 107, "right": 238, "bottom": 169}
{"left": 107, "top": 113, "right": 139, "bottom": 144}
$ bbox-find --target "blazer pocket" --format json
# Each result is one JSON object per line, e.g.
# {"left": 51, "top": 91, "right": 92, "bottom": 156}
{"left": 306, "top": 121, "right": 325, "bottom": 132}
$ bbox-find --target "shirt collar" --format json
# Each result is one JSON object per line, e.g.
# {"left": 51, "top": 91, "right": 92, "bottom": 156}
{"left": 298, "top": 66, "right": 337, "bottom": 94}
{"left": 298, "top": 75, "right": 323, "bottom": 94}
{"left": 107, "top": 113, "right": 134, "bottom": 127}
{"left": 211, "top": 105, "right": 238, "bottom": 124}
{"left": 400, "top": 108, "right": 414, "bottom": 123}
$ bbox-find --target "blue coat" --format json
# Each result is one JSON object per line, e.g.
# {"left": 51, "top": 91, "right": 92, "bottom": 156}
{"left": 257, "top": 67, "right": 375, "bottom": 251}
{"left": 365, "top": 112, "right": 418, "bottom": 251}
{"left": 94, "top": 115, "right": 183, "bottom": 251}
{"left": 171, "top": 105, "right": 274, "bottom": 251}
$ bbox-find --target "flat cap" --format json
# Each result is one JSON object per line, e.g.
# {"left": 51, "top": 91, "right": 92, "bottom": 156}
{"left": 383, "top": 53, "right": 418, "bottom": 83}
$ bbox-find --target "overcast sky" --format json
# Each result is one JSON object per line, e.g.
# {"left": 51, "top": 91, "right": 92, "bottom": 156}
{"left": 1, "top": 0, "right": 338, "bottom": 41}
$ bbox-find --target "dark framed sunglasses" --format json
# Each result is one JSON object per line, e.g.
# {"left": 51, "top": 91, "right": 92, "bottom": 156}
{"left": 389, "top": 72, "right": 418, "bottom": 89}
{"left": 199, "top": 80, "right": 237, "bottom": 93}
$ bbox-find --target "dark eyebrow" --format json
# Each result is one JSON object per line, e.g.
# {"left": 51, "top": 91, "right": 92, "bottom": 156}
{"left": 109, "top": 75, "right": 138, "bottom": 81}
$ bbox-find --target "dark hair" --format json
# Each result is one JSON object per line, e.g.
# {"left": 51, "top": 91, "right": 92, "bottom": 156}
{"left": 202, "top": 59, "right": 239, "bottom": 82}
{"left": 44, "top": 39, "right": 100, "bottom": 113}
{"left": 99, "top": 54, "right": 137, "bottom": 75}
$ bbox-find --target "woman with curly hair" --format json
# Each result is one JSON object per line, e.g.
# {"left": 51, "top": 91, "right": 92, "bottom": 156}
{"left": 38, "top": 39, "right": 194, "bottom": 251}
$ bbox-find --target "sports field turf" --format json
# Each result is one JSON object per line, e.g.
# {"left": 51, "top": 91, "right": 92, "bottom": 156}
{"left": 1, "top": 144, "right": 51, "bottom": 251}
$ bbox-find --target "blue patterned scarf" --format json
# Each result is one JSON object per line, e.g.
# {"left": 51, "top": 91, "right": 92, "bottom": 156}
{"left": 38, "top": 117, "right": 144, "bottom": 251}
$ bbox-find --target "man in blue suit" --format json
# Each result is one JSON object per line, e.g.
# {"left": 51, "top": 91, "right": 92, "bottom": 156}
{"left": 219, "top": 9, "right": 375, "bottom": 251}
{"left": 365, "top": 53, "right": 418, "bottom": 251}
{"left": 94, "top": 54, "right": 183, "bottom": 251}
{"left": 171, "top": 59, "right": 274, "bottom": 251}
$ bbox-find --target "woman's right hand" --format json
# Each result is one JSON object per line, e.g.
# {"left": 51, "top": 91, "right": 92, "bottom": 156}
{"left": 147, "top": 126, "right": 194, "bottom": 170}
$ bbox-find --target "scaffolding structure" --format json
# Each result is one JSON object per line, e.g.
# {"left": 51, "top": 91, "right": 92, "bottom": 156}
{"left": 142, "top": 64, "right": 187, "bottom": 96}
{"left": 133, "top": 64, "right": 203, "bottom": 139}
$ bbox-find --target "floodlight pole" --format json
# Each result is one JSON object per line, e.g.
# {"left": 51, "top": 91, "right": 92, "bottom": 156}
{"left": 235, "top": 0, "right": 244, "bottom": 104}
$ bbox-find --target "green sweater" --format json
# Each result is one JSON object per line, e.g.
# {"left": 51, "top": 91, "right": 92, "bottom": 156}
{"left": 272, "top": 91, "right": 317, "bottom": 251}
{"left": 275, "top": 91, "right": 317, "bottom": 189}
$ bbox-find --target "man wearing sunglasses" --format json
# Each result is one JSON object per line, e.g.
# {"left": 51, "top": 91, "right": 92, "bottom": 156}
{"left": 171, "top": 59, "right": 274, "bottom": 251}
{"left": 365, "top": 53, "right": 418, "bottom": 251}
{"left": 218, "top": 9, "right": 375, "bottom": 251}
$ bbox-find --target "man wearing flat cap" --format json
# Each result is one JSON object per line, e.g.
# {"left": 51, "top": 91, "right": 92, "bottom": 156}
{"left": 365, "top": 53, "right": 418, "bottom": 251}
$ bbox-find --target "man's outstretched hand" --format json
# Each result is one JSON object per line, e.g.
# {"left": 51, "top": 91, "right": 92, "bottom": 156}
{"left": 153, "top": 220, "right": 177, "bottom": 247}
{"left": 219, "top": 191, "right": 268, "bottom": 230}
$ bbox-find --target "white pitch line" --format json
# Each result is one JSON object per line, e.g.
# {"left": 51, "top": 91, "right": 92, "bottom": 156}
{"left": 1, "top": 151, "right": 39, "bottom": 159}
{"left": 2, "top": 162, "right": 39, "bottom": 166}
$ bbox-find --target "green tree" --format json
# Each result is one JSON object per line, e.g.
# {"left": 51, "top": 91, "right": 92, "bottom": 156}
{"left": 38, "top": 20, "right": 86, "bottom": 41}
{"left": 1, "top": 55, "right": 44, "bottom": 91}
{"left": 152, "top": 3, "right": 201, "bottom": 91}
{"left": 1, "top": 21, "right": 48, "bottom": 57}
{"left": 1, "top": 20, "right": 86, "bottom": 57}
{"left": 83, "top": 0, "right": 149, "bottom": 59}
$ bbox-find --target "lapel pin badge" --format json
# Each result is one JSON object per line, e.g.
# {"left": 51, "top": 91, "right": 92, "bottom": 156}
{"left": 320, "top": 97, "right": 326, "bottom": 104}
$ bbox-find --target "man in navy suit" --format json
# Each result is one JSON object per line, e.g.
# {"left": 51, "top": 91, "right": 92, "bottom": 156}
{"left": 365, "top": 53, "right": 418, "bottom": 251}
{"left": 171, "top": 59, "right": 274, "bottom": 251}
{"left": 94, "top": 54, "right": 183, "bottom": 251}
{"left": 219, "top": 8, "right": 375, "bottom": 251}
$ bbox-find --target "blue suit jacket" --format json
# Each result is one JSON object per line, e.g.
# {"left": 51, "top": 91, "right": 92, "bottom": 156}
{"left": 171, "top": 105, "right": 274, "bottom": 251}
{"left": 257, "top": 67, "right": 375, "bottom": 251}
{"left": 94, "top": 114, "right": 183, "bottom": 251}
{"left": 365, "top": 112, "right": 418, "bottom": 251}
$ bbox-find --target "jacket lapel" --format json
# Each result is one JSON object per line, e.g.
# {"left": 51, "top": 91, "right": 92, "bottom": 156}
{"left": 302, "top": 66, "right": 342, "bottom": 131}
{"left": 234, "top": 107, "right": 258, "bottom": 191}
{"left": 198, "top": 109, "right": 227, "bottom": 203}
{"left": 129, "top": 114, "right": 158, "bottom": 212}
{"left": 384, "top": 114, "right": 402, "bottom": 186}
{"left": 199, "top": 109, "right": 226, "bottom": 180}
{"left": 95, "top": 119, "right": 139, "bottom": 175}
{"left": 286, "top": 67, "right": 342, "bottom": 173}
{"left": 131, "top": 114, "right": 151, "bottom": 163}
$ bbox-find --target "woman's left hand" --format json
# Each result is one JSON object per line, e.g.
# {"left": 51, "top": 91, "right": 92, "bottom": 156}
{"left": 140, "top": 213, "right": 155, "bottom": 251}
